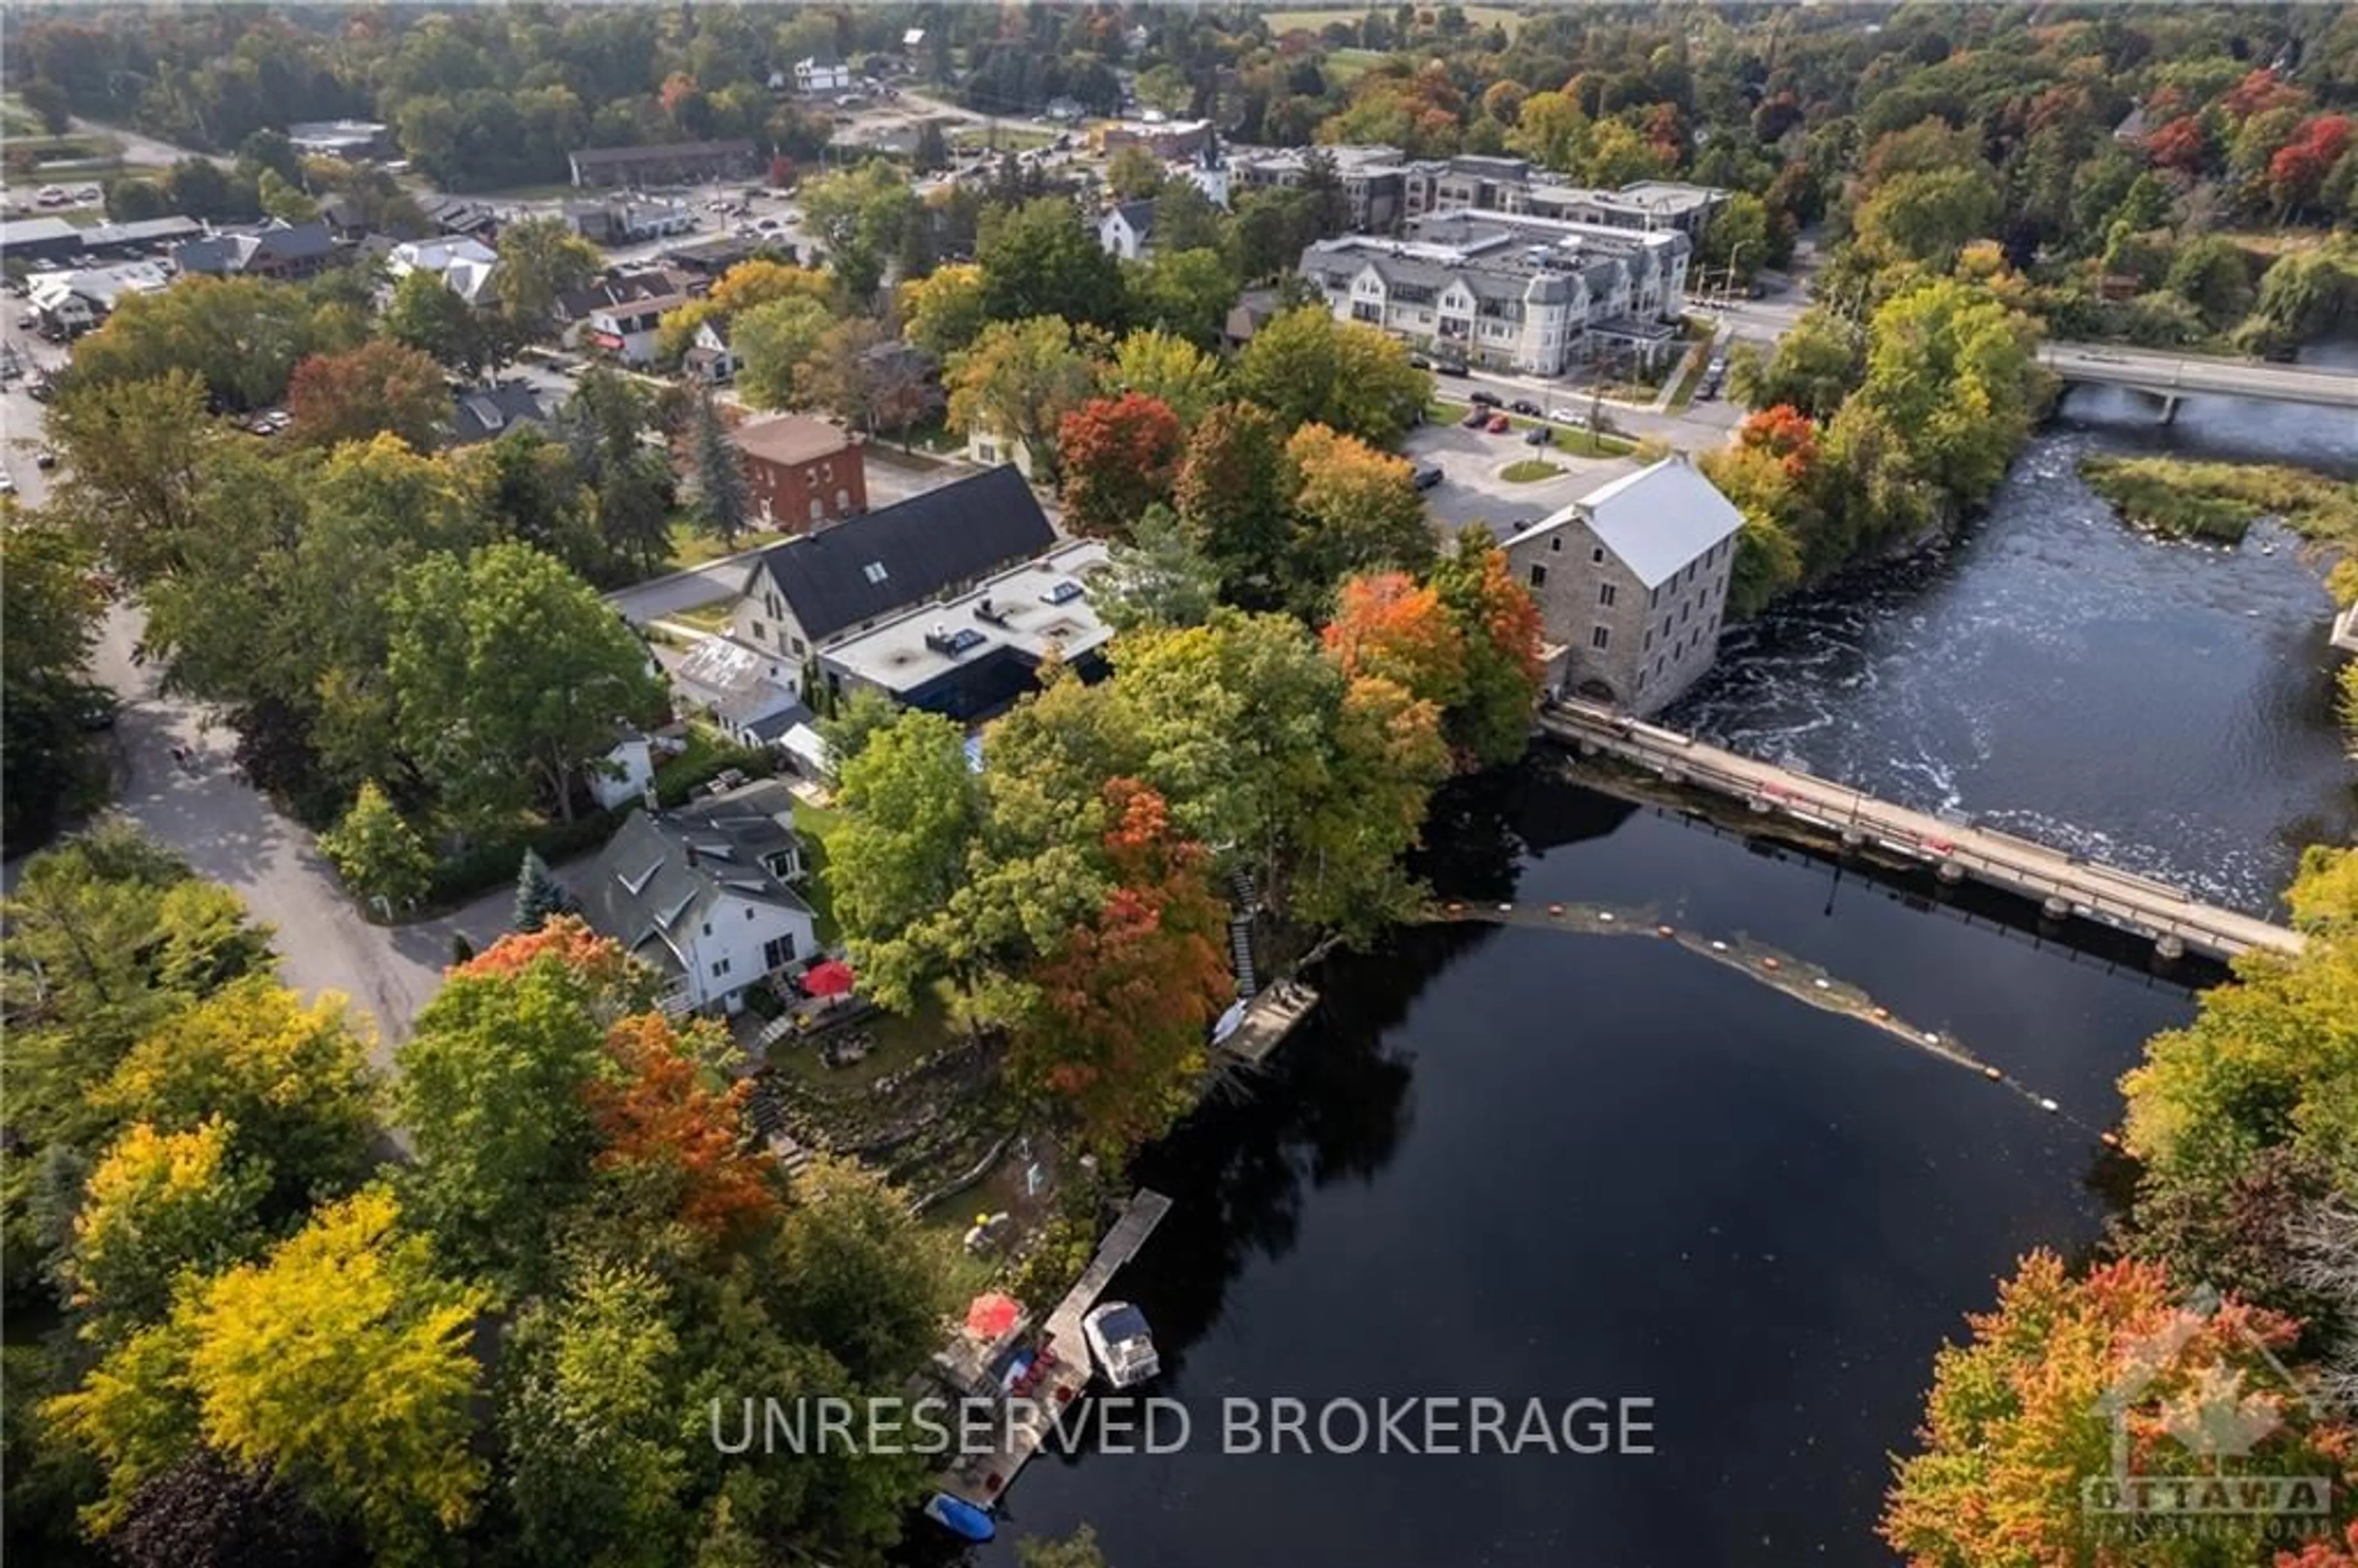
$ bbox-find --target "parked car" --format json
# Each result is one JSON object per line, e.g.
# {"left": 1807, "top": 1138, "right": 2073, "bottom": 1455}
{"left": 1485, "top": 413, "right": 1512, "bottom": 433}
{"left": 15, "top": 312, "right": 36, "bottom": 330}
{"left": 1468, "top": 389, "right": 1502, "bottom": 408}
{"left": 1412, "top": 464, "right": 1444, "bottom": 491}
{"left": 1522, "top": 425, "right": 1551, "bottom": 446}
{"left": 1407, "top": 354, "right": 1431, "bottom": 370}
{"left": 0, "top": 470, "right": 14, "bottom": 494}
{"left": 34, "top": 448, "right": 56, "bottom": 470}
{"left": 1460, "top": 408, "right": 1490, "bottom": 429}
{"left": 1433, "top": 362, "right": 1468, "bottom": 378}
{"left": 1509, "top": 399, "right": 1542, "bottom": 416}
{"left": 1548, "top": 406, "right": 1589, "bottom": 427}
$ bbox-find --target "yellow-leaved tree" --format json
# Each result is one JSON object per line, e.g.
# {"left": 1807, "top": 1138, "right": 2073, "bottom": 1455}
{"left": 47, "top": 1187, "right": 488, "bottom": 1559}
{"left": 187, "top": 1187, "right": 487, "bottom": 1558}
{"left": 66, "top": 1117, "right": 268, "bottom": 1341}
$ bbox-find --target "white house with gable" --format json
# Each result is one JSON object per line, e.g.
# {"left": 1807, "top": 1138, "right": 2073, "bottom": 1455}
{"left": 574, "top": 778, "right": 817, "bottom": 1014}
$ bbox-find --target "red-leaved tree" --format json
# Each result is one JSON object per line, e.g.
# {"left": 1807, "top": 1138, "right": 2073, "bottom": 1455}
{"left": 2270, "top": 115, "right": 2354, "bottom": 215}
{"left": 588, "top": 1013, "right": 782, "bottom": 1243}
{"left": 287, "top": 340, "right": 448, "bottom": 452}
{"left": 2147, "top": 114, "right": 2215, "bottom": 178}
{"left": 1017, "top": 780, "right": 1232, "bottom": 1156}
{"left": 1737, "top": 403, "right": 1821, "bottom": 482}
{"left": 1057, "top": 391, "right": 1184, "bottom": 540}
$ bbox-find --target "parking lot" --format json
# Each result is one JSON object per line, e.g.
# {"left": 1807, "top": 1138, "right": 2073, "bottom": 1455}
{"left": 1404, "top": 415, "right": 1636, "bottom": 540}
{"left": 0, "top": 312, "right": 70, "bottom": 508}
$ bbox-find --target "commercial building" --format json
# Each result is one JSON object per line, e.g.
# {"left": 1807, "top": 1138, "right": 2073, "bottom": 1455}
{"left": 170, "top": 219, "right": 338, "bottom": 282}
{"left": 1230, "top": 142, "right": 1408, "bottom": 232}
{"left": 1298, "top": 207, "right": 1691, "bottom": 376}
{"left": 818, "top": 539, "right": 1112, "bottom": 720}
{"left": 730, "top": 414, "right": 868, "bottom": 532}
{"left": 1098, "top": 117, "right": 1215, "bottom": 160}
{"left": 727, "top": 464, "right": 1056, "bottom": 683}
{"left": 564, "top": 198, "right": 698, "bottom": 246}
{"left": 567, "top": 139, "right": 759, "bottom": 190}
{"left": 0, "top": 215, "right": 203, "bottom": 267}
{"left": 1500, "top": 456, "right": 1743, "bottom": 715}
{"left": 1401, "top": 158, "right": 1727, "bottom": 238}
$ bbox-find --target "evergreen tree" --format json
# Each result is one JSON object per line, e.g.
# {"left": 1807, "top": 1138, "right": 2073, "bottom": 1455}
{"left": 513, "top": 850, "right": 575, "bottom": 933}
{"left": 690, "top": 392, "right": 752, "bottom": 549}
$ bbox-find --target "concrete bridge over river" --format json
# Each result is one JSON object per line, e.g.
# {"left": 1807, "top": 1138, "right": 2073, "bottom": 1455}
{"left": 2039, "top": 341, "right": 2358, "bottom": 422}
{"left": 1537, "top": 701, "right": 2305, "bottom": 964}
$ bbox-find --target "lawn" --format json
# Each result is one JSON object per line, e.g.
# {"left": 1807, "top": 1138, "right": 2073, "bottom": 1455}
{"left": 788, "top": 798, "right": 842, "bottom": 945}
{"left": 1264, "top": 6, "right": 1528, "bottom": 36}
{"left": 1550, "top": 425, "right": 1635, "bottom": 457}
{"left": 951, "top": 124, "right": 1054, "bottom": 153}
{"left": 1501, "top": 459, "right": 1565, "bottom": 483}
{"left": 662, "top": 518, "right": 739, "bottom": 572}
{"left": 1, "top": 96, "right": 45, "bottom": 138}
{"left": 1664, "top": 344, "right": 1713, "bottom": 414}
{"left": 667, "top": 597, "right": 733, "bottom": 633}
{"left": 765, "top": 985, "right": 952, "bottom": 1090}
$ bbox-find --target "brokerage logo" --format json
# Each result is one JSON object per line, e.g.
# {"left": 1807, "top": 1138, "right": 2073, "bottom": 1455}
{"left": 2081, "top": 1284, "right": 2335, "bottom": 1545}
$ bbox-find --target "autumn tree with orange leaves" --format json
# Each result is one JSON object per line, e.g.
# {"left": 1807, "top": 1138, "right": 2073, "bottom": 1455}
{"left": 589, "top": 1013, "right": 780, "bottom": 1244}
{"left": 1057, "top": 391, "right": 1185, "bottom": 540}
{"left": 1883, "top": 1251, "right": 2357, "bottom": 1568}
{"left": 1323, "top": 572, "right": 1468, "bottom": 713}
{"left": 1431, "top": 529, "right": 1547, "bottom": 768}
{"left": 1016, "top": 779, "right": 1232, "bottom": 1156}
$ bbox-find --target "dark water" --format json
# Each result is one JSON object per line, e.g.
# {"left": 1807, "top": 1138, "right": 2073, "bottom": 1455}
{"left": 971, "top": 780, "right": 2189, "bottom": 1567}
{"left": 954, "top": 375, "right": 2354, "bottom": 1567}
{"left": 1673, "top": 357, "right": 2358, "bottom": 917}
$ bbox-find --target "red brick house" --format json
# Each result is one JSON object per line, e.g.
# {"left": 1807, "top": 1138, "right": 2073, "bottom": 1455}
{"left": 731, "top": 415, "right": 867, "bottom": 532}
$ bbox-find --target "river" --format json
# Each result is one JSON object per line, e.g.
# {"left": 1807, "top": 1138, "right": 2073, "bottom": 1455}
{"left": 1674, "top": 352, "right": 2358, "bottom": 917}
{"left": 952, "top": 376, "right": 2357, "bottom": 1567}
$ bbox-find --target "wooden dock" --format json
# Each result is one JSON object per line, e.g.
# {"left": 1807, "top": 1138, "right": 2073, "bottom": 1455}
{"left": 1216, "top": 980, "right": 1320, "bottom": 1067}
{"left": 938, "top": 1189, "right": 1173, "bottom": 1508}
{"left": 1538, "top": 701, "right": 2303, "bottom": 963}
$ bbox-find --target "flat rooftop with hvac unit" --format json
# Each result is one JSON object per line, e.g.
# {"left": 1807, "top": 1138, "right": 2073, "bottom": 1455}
{"left": 817, "top": 540, "right": 1113, "bottom": 721}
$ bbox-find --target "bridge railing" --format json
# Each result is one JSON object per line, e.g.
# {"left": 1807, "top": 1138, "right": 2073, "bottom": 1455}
{"left": 1537, "top": 702, "right": 2290, "bottom": 955}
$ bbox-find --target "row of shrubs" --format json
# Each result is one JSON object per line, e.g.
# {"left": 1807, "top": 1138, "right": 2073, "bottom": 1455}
{"left": 423, "top": 737, "right": 780, "bottom": 907}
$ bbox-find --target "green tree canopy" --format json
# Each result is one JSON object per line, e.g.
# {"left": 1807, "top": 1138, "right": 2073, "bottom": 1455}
{"left": 386, "top": 543, "right": 665, "bottom": 825}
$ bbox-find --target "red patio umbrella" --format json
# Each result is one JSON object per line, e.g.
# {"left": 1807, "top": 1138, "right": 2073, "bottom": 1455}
{"left": 803, "top": 959, "right": 857, "bottom": 997}
{"left": 965, "top": 1291, "right": 1021, "bottom": 1339}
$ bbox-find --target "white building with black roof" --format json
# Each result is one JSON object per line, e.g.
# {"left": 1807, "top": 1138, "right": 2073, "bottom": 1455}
{"left": 726, "top": 464, "right": 1057, "bottom": 691}
{"left": 574, "top": 778, "right": 817, "bottom": 1014}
